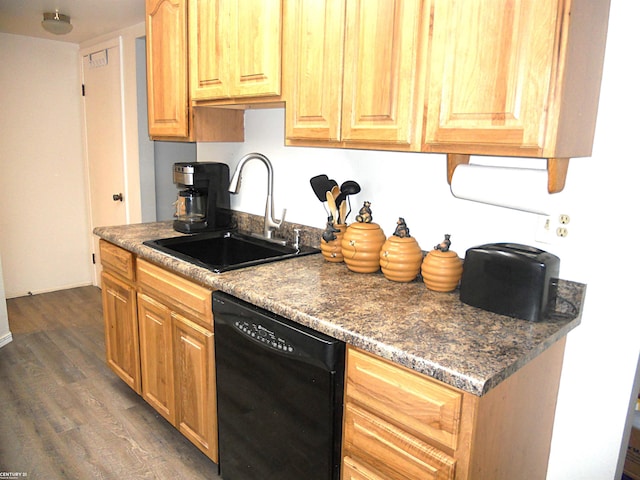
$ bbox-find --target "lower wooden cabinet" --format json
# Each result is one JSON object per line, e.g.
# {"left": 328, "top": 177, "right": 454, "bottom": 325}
{"left": 137, "top": 259, "right": 218, "bottom": 462}
{"left": 138, "top": 293, "right": 175, "bottom": 423}
{"left": 343, "top": 347, "right": 459, "bottom": 480}
{"left": 101, "top": 271, "right": 141, "bottom": 394}
{"left": 100, "top": 241, "right": 566, "bottom": 477}
{"left": 343, "top": 342, "right": 566, "bottom": 480}
{"left": 172, "top": 312, "right": 216, "bottom": 458}
{"left": 137, "top": 291, "right": 217, "bottom": 460}
{"left": 99, "top": 242, "right": 217, "bottom": 463}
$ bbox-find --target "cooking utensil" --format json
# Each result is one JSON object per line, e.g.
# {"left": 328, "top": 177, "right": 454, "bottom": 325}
{"left": 338, "top": 200, "right": 347, "bottom": 225}
{"left": 340, "top": 180, "right": 361, "bottom": 195}
{"left": 326, "top": 191, "right": 338, "bottom": 221}
{"left": 327, "top": 179, "right": 338, "bottom": 196}
{"left": 310, "top": 174, "right": 336, "bottom": 216}
{"left": 330, "top": 184, "right": 341, "bottom": 223}
{"left": 339, "top": 180, "right": 361, "bottom": 223}
{"left": 310, "top": 174, "right": 330, "bottom": 202}
{"left": 331, "top": 185, "right": 340, "bottom": 202}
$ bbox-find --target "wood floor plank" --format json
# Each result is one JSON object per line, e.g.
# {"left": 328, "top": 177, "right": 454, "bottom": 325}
{"left": 1, "top": 286, "right": 221, "bottom": 479}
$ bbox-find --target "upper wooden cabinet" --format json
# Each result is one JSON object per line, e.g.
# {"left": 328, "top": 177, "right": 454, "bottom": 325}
{"left": 189, "top": 0, "right": 283, "bottom": 103}
{"left": 146, "top": 0, "right": 189, "bottom": 138}
{"left": 147, "top": 0, "right": 608, "bottom": 173}
{"left": 146, "top": 0, "right": 244, "bottom": 141}
{"left": 423, "top": 0, "right": 610, "bottom": 160}
{"left": 285, "top": 0, "right": 428, "bottom": 150}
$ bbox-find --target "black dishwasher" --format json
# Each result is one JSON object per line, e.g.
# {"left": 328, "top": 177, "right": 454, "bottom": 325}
{"left": 212, "top": 291, "right": 345, "bottom": 480}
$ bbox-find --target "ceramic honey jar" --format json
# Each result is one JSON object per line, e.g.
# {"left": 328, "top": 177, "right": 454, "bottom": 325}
{"left": 421, "top": 234, "right": 463, "bottom": 292}
{"left": 379, "top": 218, "right": 423, "bottom": 282}
{"left": 320, "top": 222, "right": 347, "bottom": 263}
{"left": 341, "top": 202, "right": 386, "bottom": 273}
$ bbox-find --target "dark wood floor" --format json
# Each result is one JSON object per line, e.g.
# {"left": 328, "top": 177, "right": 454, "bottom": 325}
{"left": 0, "top": 286, "right": 221, "bottom": 479}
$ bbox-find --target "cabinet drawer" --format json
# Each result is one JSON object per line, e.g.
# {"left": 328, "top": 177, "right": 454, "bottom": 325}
{"left": 342, "top": 456, "right": 387, "bottom": 480}
{"left": 346, "top": 347, "right": 462, "bottom": 450}
{"left": 100, "top": 240, "right": 135, "bottom": 281}
{"left": 136, "top": 259, "right": 213, "bottom": 330}
{"left": 343, "top": 404, "right": 455, "bottom": 480}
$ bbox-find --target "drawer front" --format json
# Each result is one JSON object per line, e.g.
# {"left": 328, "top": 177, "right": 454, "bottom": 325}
{"left": 346, "top": 347, "right": 462, "bottom": 450}
{"left": 342, "top": 455, "right": 390, "bottom": 480}
{"left": 343, "top": 404, "right": 455, "bottom": 480}
{"left": 100, "top": 240, "right": 135, "bottom": 281}
{"left": 137, "top": 259, "right": 213, "bottom": 330}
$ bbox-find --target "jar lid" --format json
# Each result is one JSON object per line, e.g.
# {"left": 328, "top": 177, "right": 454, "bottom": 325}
{"left": 428, "top": 248, "right": 458, "bottom": 258}
{"left": 348, "top": 222, "right": 381, "bottom": 231}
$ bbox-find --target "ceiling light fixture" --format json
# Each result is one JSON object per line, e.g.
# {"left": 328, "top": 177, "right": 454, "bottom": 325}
{"left": 41, "top": 10, "right": 73, "bottom": 35}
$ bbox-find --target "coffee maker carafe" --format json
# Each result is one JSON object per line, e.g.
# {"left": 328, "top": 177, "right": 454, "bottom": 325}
{"left": 173, "top": 162, "right": 233, "bottom": 233}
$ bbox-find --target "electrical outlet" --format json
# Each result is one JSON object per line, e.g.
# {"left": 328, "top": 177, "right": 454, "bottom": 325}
{"left": 535, "top": 213, "right": 571, "bottom": 244}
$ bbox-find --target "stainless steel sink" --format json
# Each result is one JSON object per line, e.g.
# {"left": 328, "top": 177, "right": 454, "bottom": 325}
{"left": 143, "top": 230, "right": 319, "bottom": 273}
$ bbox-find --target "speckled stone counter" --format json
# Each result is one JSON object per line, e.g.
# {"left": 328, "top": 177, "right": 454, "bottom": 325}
{"left": 94, "top": 220, "right": 585, "bottom": 397}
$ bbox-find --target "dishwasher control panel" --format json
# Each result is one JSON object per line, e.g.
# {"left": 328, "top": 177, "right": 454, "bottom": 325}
{"left": 234, "top": 320, "right": 295, "bottom": 353}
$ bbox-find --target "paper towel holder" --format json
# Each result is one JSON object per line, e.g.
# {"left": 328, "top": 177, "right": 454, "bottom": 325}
{"left": 446, "top": 154, "right": 569, "bottom": 194}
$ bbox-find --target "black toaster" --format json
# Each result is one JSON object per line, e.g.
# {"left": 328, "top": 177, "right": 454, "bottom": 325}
{"left": 459, "top": 243, "right": 560, "bottom": 322}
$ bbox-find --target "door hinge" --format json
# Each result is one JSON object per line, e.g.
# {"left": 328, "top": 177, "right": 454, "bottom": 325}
{"left": 82, "top": 84, "right": 85, "bottom": 96}
{"left": 92, "top": 253, "right": 96, "bottom": 264}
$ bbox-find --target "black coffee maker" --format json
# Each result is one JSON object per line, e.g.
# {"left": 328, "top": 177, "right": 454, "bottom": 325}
{"left": 173, "top": 162, "right": 233, "bottom": 233}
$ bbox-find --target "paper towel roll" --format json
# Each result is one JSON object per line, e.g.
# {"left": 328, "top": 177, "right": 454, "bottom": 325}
{"left": 450, "top": 164, "right": 551, "bottom": 215}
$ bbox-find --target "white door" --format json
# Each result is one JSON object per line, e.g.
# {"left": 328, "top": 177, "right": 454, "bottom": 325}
{"left": 82, "top": 42, "right": 127, "bottom": 285}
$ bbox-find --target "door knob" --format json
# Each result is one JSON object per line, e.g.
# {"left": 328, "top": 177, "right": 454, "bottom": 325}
{"left": 112, "top": 193, "right": 123, "bottom": 202}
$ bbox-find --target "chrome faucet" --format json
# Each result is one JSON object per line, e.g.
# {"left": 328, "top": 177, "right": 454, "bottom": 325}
{"left": 228, "top": 152, "right": 287, "bottom": 244}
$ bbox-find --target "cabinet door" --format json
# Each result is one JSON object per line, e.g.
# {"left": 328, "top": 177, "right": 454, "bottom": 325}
{"left": 138, "top": 293, "right": 175, "bottom": 424}
{"left": 190, "top": 0, "right": 282, "bottom": 101}
{"left": 424, "top": 0, "right": 559, "bottom": 156}
{"left": 189, "top": 0, "right": 230, "bottom": 100}
{"left": 341, "top": 0, "right": 426, "bottom": 147}
{"left": 284, "top": 0, "right": 345, "bottom": 142}
{"left": 146, "top": 0, "right": 190, "bottom": 137}
{"left": 229, "top": 0, "right": 282, "bottom": 98}
{"left": 173, "top": 313, "right": 217, "bottom": 461}
{"left": 101, "top": 271, "right": 141, "bottom": 393}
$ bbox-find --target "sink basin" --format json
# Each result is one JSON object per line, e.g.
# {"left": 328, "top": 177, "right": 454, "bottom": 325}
{"left": 143, "top": 230, "right": 320, "bottom": 273}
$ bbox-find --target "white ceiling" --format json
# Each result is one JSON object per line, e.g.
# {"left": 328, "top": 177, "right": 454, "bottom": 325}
{"left": 0, "top": 0, "right": 145, "bottom": 44}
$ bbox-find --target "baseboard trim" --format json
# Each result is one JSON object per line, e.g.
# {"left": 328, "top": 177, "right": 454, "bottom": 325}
{"left": 0, "top": 332, "right": 13, "bottom": 348}
{"left": 6, "top": 282, "right": 93, "bottom": 299}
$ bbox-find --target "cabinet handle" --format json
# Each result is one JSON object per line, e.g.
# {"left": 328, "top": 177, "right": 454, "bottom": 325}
{"left": 112, "top": 193, "right": 123, "bottom": 202}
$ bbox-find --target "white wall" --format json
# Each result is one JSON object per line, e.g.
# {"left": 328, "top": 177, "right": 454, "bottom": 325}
{"left": 0, "top": 24, "right": 147, "bottom": 297}
{"left": 198, "top": 2, "right": 640, "bottom": 477}
{"left": 0, "top": 33, "right": 92, "bottom": 298}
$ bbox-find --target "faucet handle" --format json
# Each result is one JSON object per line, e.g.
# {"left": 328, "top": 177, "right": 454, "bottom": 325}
{"left": 277, "top": 208, "right": 287, "bottom": 228}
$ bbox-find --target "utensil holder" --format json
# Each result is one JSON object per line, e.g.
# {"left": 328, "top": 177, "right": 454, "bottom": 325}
{"left": 320, "top": 224, "right": 347, "bottom": 262}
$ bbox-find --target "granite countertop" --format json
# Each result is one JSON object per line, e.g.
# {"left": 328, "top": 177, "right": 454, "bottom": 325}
{"left": 94, "top": 220, "right": 585, "bottom": 397}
